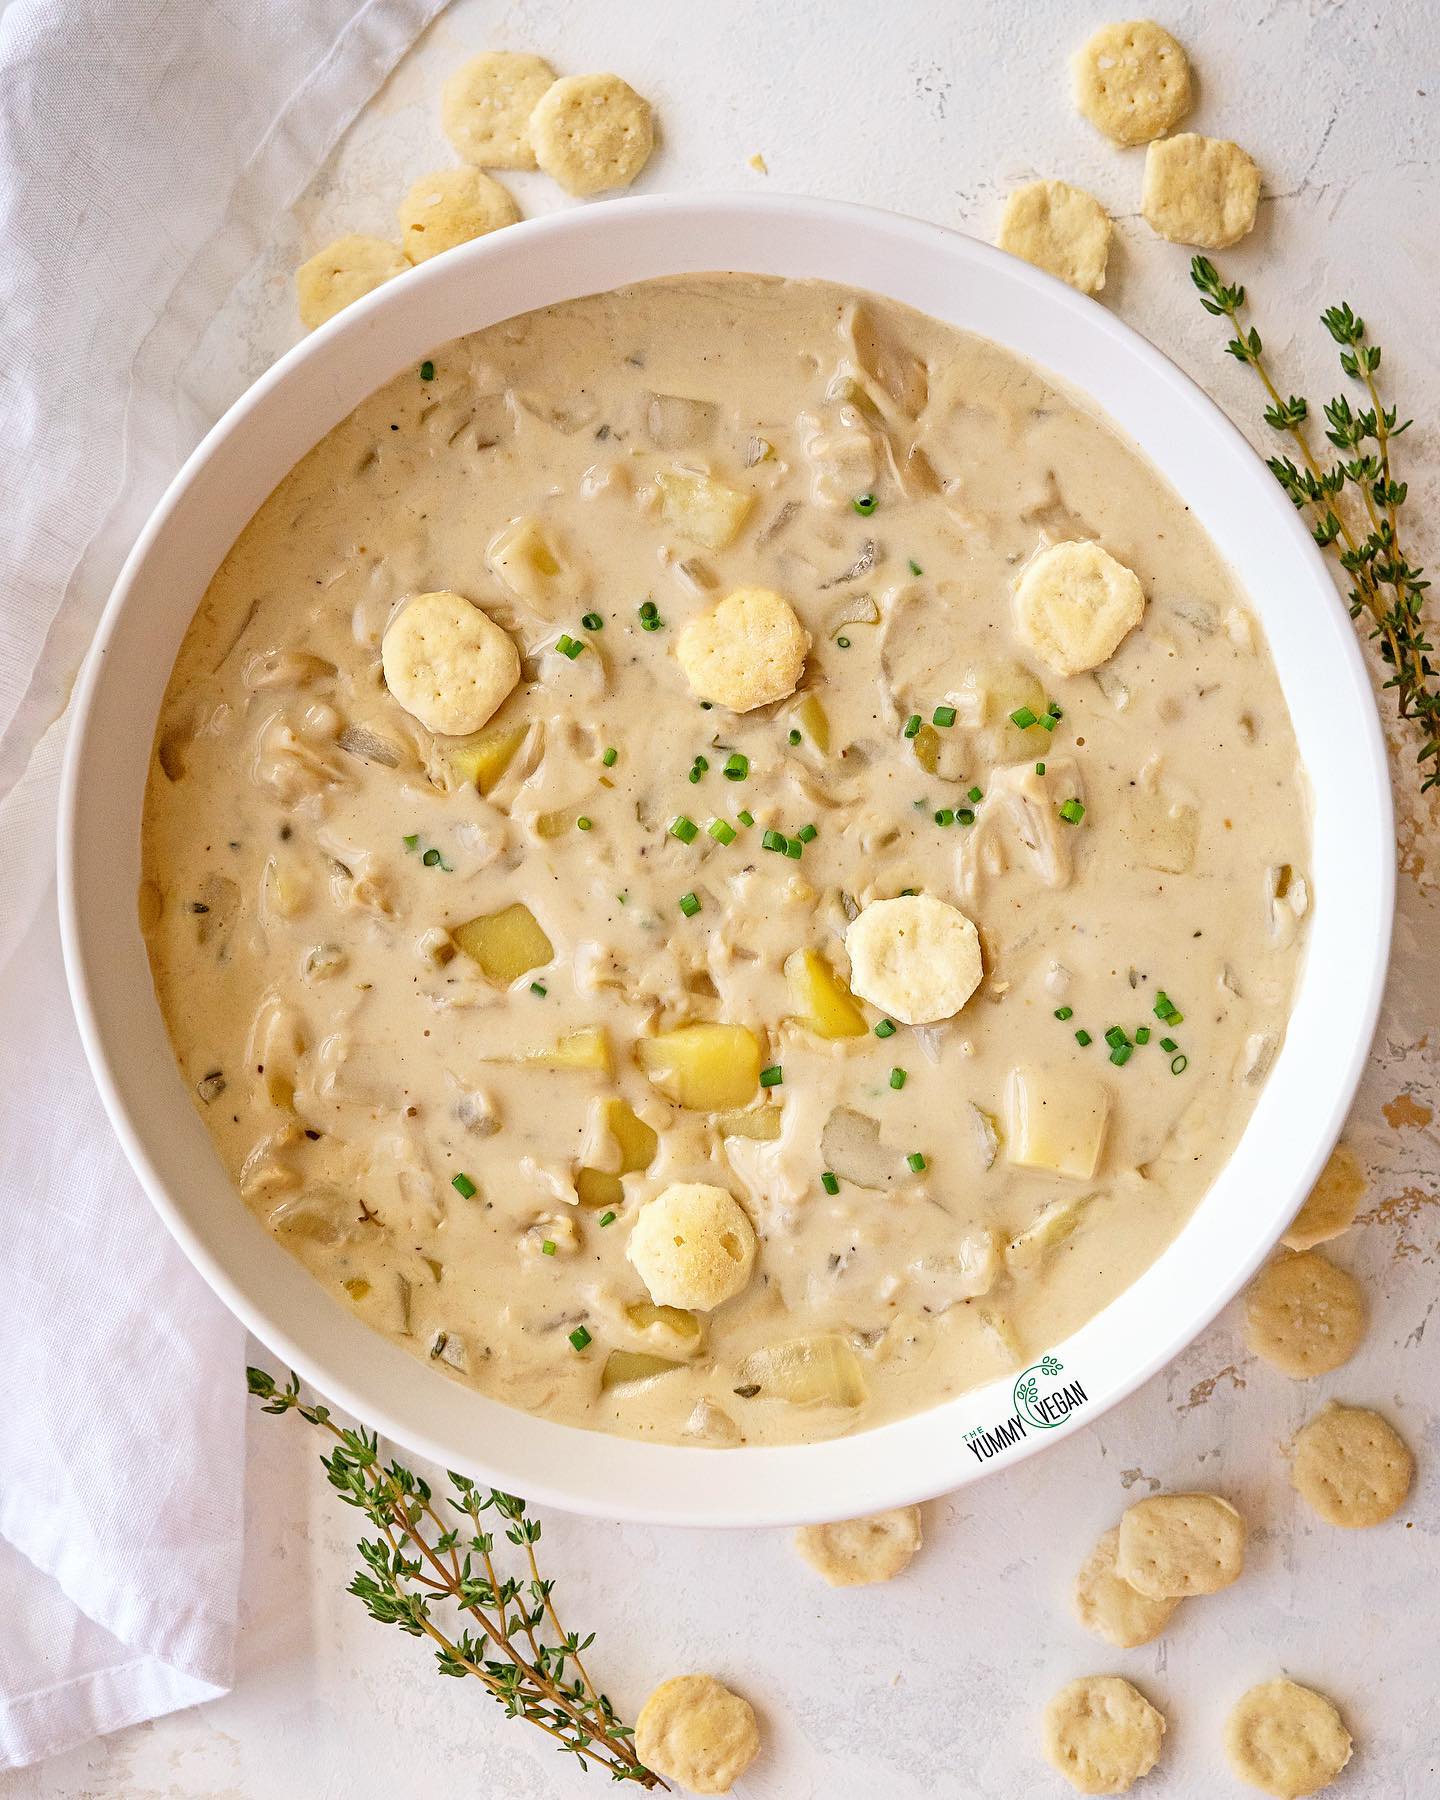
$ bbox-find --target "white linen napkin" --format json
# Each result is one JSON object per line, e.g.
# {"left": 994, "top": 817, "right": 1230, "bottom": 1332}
{"left": 0, "top": 0, "right": 445, "bottom": 1768}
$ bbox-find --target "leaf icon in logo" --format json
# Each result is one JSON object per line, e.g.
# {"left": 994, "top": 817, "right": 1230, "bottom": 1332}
{"left": 1017, "top": 1377, "right": 1038, "bottom": 1406}
{"left": 1040, "top": 1355, "right": 1063, "bottom": 1378}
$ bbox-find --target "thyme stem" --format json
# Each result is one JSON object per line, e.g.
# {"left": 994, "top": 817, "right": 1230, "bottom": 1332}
{"left": 1191, "top": 257, "right": 1436, "bottom": 790}
{"left": 247, "top": 1367, "right": 664, "bottom": 1789}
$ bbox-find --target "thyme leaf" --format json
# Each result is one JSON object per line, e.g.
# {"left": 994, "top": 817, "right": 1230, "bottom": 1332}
{"left": 1191, "top": 256, "right": 1435, "bottom": 790}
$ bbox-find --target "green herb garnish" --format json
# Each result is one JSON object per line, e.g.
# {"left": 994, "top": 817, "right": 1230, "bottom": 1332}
{"left": 245, "top": 1369, "right": 658, "bottom": 1787}
{"left": 451, "top": 1173, "right": 477, "bottom": 1199}
{"left": 875, "top": 1019, "right": 897, "bottom": 1039}
{"left": 889, "top": 1068, "right": 907, "bottom": 1090}
{"left": 678, "top": 891, "right": 701, "bottom": 917}
{"left": 1192, "top": 255, "right": 1435, "bottom": 790}
{"left": 821, "top": 1171, "right": 840, "bottom": 1195}
{"left": 852, "top": 492, "right": 878, "bottom": 515}
{"left": 723, "top": 752, "right": 749, "bottom": 780}
{"left": 669, "top": 815, "right": 699, "bottom": 843}
{"left": 708, "top": 818, "right": 737, "bottom": 845}
{"left": 760, "top": 1065, "right": 783, "bottom": 1088}
{"left": 1058, "top": 798, "right": 1086, "bottom": 824}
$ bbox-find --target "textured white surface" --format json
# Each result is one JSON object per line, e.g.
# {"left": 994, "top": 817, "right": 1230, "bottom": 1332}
{"left": 15, "top": 0, "right": 1440, "bottom": 1793}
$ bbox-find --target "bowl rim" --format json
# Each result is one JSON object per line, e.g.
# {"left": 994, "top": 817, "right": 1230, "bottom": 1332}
{"left": 58, "top": 191, "right": 1394, "bottom": 1527}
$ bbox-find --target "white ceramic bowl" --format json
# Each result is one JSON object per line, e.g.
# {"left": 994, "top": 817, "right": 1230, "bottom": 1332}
{"left": 59, "top": 195, "right": 1393, "bottom": 1527}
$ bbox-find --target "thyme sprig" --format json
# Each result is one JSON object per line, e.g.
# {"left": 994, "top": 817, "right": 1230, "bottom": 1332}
{"left": 247, "top": 1367, "right": 663, "bottom": 1788}
{"left": 1191, "top": 256, "right": 1435, "bottom": 790}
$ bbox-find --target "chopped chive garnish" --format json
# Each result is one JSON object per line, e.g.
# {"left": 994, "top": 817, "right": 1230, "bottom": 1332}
{"left": 639, "top": 600, "right": 658, "bottom": 621}
{"left": 967, "top": 786, "right": 983, "bottom": 804}
{"left": 1054, "top": 1005, "right": 1074, "bottom": 1021}
{"left": 797, "top": 823, "right": 817, "bottom": 843}
{"left": 1110, "top": 1044, "right": 1133, "bottom": 1066}
{"left": 530, "top": 981, "right": 547, "bottom": 997}
{"left": 956, "top": 807, "right": 976, "bottom": 826}
{"left": 422, "top": 847, "right": 443, "bottom": 867}
{"left": 419, "top": 360, "right": 435, "bottom": 380}
{"left": 1038, "top": 712, "right": 1058, "bottom": 732}
{"left": 602, "top": 746, "right": 618, "bottom": 767}
{"left": 762, "top": 829, "right": 787, "bottom": 852}
{"left": 598, "top": 1210, "right": 617, "bottom": 1227}
{"left": 576, "top": 816, "right": 592, "bottom": 831}
{"left": 708, "top": 818, "right": 737, "bottom": 845}
{"left": 906, "top": 1151, "right": 927, "bottom": 1173}
{"left": 541, "top": 1239, "right": 557, "bottom": 1256}
{"left": 1135, "top": 1026, "right": 1151, "bottom": 1044}
{"left": 1035, "top": 761, "right": 1046, "bottom": 775}
{"left": 669, "top": 815, "right": 699, "bottom": 843}
{"left": 889, "top": 1067, "right": 907, "bottom": 1090}
{"left": 555, "top": 633, "right": 584, "bottom": 659}
{"left": 899, "top": 886, "right": 918, "bottom": 896}
{"left": 1160, "top": 1036, "right": 1178, "bottom": 1053}
{"left": 933, "top": 704, "right": 957, "bottom": 728}
{"left": 737, "top": 809, "right": 755, "bottom": 827}
{"left": 903, "top": 713, "right": 922, "bottom": 738}
{"left": 821, "top": 1171, "right": 840, "bottom": 1195}
{"left": 836, "top": 635, "right": 851, "bottom": 649}
{"left": 908, "top": 559, "right": 922, "bottom": 576}
{"left": 934, "top": 808, "right": 955, "bottom": 827}
{"left": 1010, "top": 705, "right": 1039, "bottom": 729}
{"left": 785, "top": 836, "right": 803, "bottom": 859}
{"left": 1047, "top": 700, "right": 1063, "bottom": 720}
{"left": 1058, "top": 798, "right": 1086, "bottom": 824}
{"left": 642, "top": 615, "right": 662, "bottom": 631}
{"left": 1171, "top": 1054, "right": 1189, "bottom": 1075}
{"left": 403, "top": 833, "right": 419, "bottom": 851}
{"left": 678, "top": 891, "right": 701, "bottom": 917}
{"left": 760, "top": 1064, "right": 783, "bottom": 1088}
{"left": 1154, "top": 992, "right": 1183, "bottom": 1024}
{"left": 1075, "top": 1029, "right": 1093, "bottom": 1047}
{"left": 1104, "top": 1026, "right": 1129, "bottom": 1050}
{"left": 852, "top": 492, "right": 878, "bottom": 515}
{"left": 582, "top": 611, "right": 603, "bottom": 631}
{"left": 568, "top": 1325, "right": 591, "bottom": 1351}
{"left": 724, "top": 752, "right": 749, "bottom": 779}
{"left": 875, "top": 1019, "right": 897, "bottom": 1038}
{"left": 786, "top": 727, "right": 802, "bottom": 747}
{"left": 451, "top": 1173, "right": 477, "bottom": 1199}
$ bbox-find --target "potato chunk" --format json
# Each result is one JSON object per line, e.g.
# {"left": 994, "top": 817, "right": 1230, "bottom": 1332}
{"left": 527, "top": 1027, "right": 612, "bottom": 1074}
{"left": 607, "top": 1098, "right": 659, "bottom": 1171}
{"left": 450, "top": 722, "right": 528, "bottom": 794}
{"left": 1004, "top": 1065, "right": 1110, "bottom": 1180}
{"left": 487, "top": 515, "right": 570, "bottom": 609}
{"left": 1122, "top": 791, "right": 1199, "bottom": 875}
{"left": 785, "top": 948, "right": 868, "bottom": 1038}
{"left": 736, "top": 1334, "right": 866, "bottom": 1407}
{"left": 717, "top": 1106, "right": 783, "bottom": 1141}
{"left": 601, "top": 1350, "right": 684, "bottom": 1389}
{"left": 654, "top": 468, "right": 753, "bottom": 550}
{"left": 636, "top": 1023, "right": 762, "bottom": 1110}
{"left": 576, "top": 1167, "right": 624, "bottom": 1209}
{"left": 452, "top": 902, "right": 553, "bottom": 984}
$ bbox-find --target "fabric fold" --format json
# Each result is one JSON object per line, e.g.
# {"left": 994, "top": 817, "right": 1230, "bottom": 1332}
{"left": 0, "top": 0, "right": 446, "bottom": 1770}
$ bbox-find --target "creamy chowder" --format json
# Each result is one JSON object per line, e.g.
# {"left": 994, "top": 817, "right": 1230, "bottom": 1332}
{"left": 140, "top": 276, "right": 1309, "bottom": 1447}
